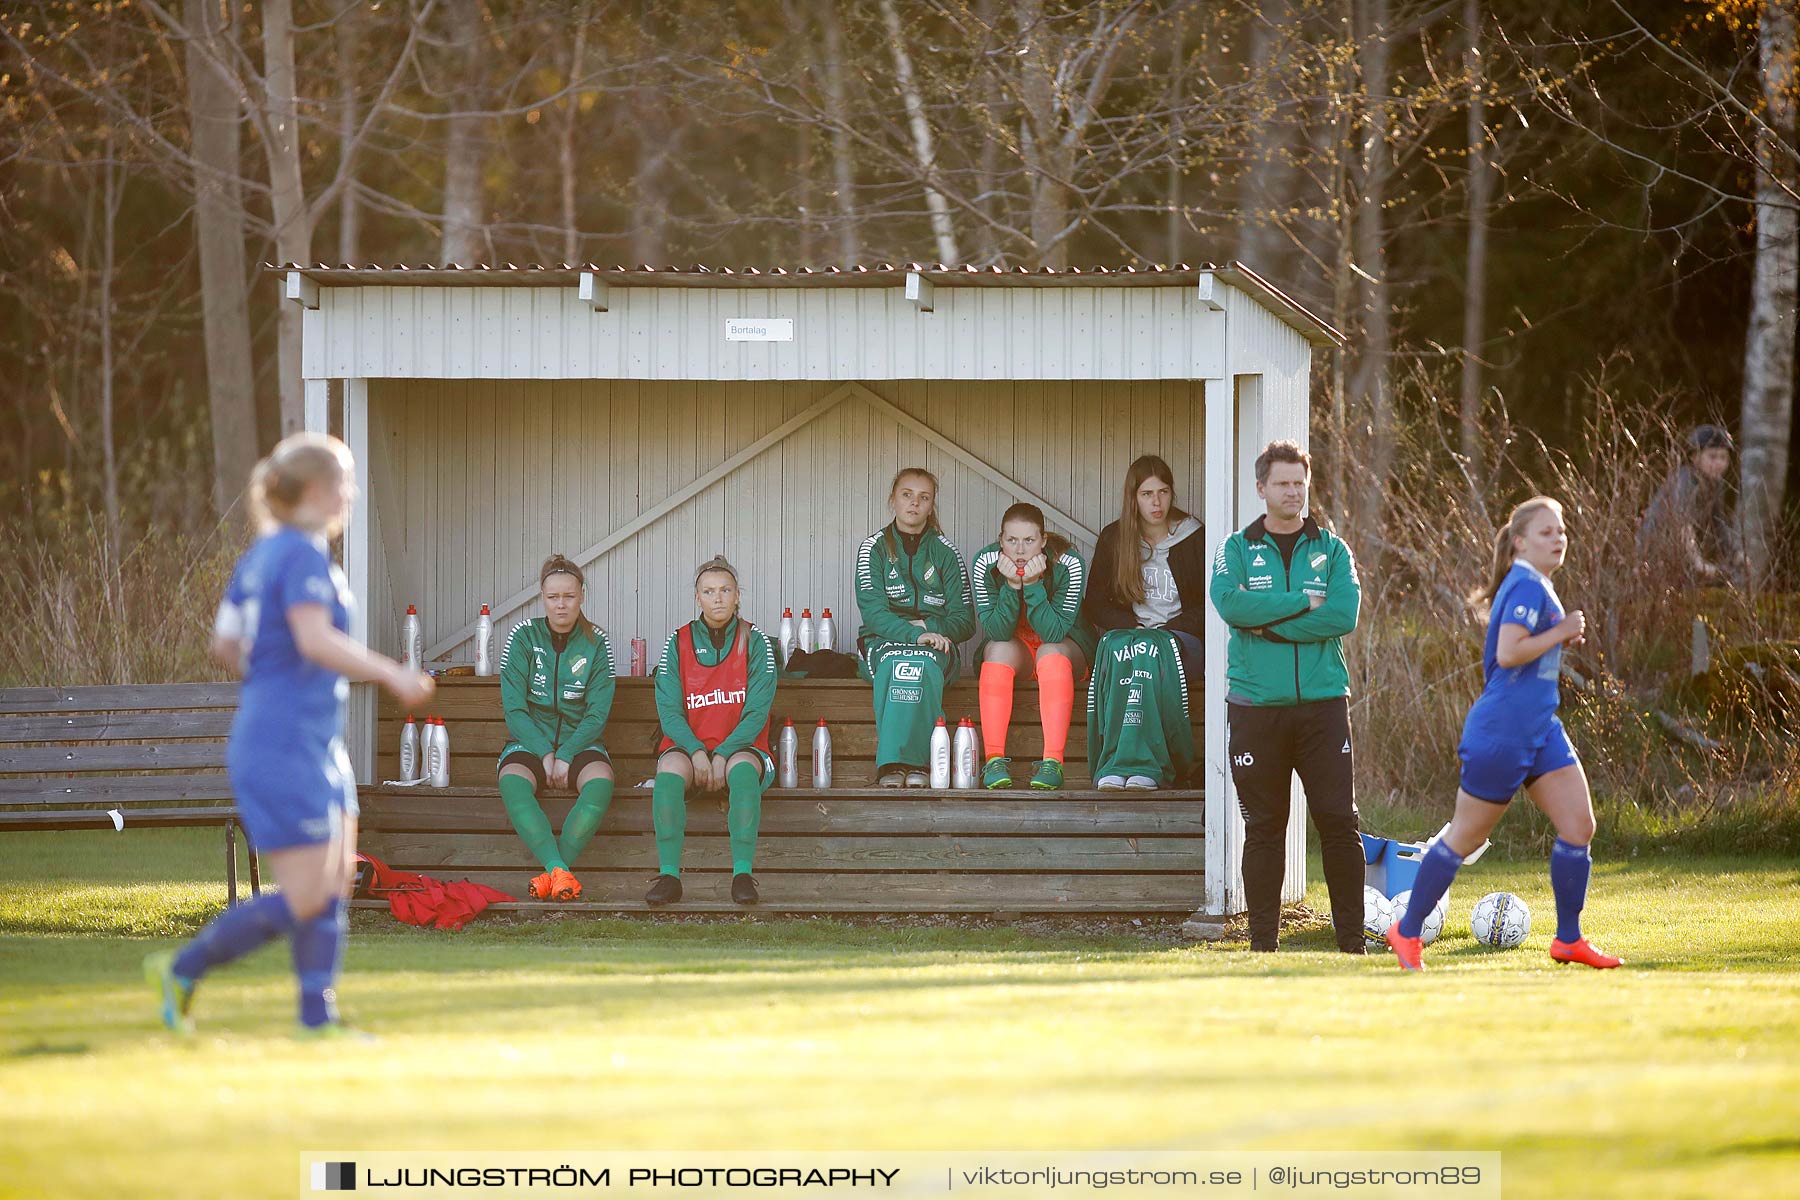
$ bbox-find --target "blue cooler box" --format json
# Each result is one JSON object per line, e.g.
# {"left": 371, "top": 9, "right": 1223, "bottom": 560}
{"left": 1361, "top": 834, "right": 1425, "bottom": 899}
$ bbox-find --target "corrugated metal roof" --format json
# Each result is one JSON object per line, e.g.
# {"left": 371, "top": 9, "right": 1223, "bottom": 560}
{"left": 266, "top": 259, "right": 1344, "bottom": 346}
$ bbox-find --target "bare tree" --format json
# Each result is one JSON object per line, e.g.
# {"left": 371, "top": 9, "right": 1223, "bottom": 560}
{"left": 183, "top": 0, "right": 258, "bottom": 514}
{"left": 1740, "top": 0, "right": 1798, "bottom": 583}
{"left": 879, "top": 0, "right": 961, "bottom": 262}
{"left": 441, "top": 0, "right": 489, "bottom": 264}
{"left": 262, "top": 0, "right": 310, "bottom": 435}
{"left": 1349, "top": 0, "right": 1394, "bottom": 532}
{"left": 337, "top": 0, "right": 363, "bottom": 263}
{"left": 818, "top": 0, "right": 862, "bottom": 265}
{"left": 1460, "top": 0, "right": 1491, "bottom": 504}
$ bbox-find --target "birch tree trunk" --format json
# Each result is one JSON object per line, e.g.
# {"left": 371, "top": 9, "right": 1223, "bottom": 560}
{"left": 1739, "top": 0, "right": 1798, "bottom": 585}
{"left": 261, "top": 0, "right": 310, "bottom": 436}
{"left": 441, "top": 0, "right": 488, "bottom": 264}
{"left": 1349, "top": 0, "right": 1393, "bottom": 534}
{"left": 1459, "top": 0, "right": 1490, "bottom": 505}
{"left": 184, "top": 0, "right": 258, "bottom": 516}
{"left": 879, "top": 0, "right": 960, "bottom": 263}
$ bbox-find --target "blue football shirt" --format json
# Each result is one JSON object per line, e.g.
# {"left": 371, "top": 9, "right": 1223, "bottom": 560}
{"left": 1464, "top": 560, "right": 1566, "bottom": 743}
{"left": 216, "top": 525, "right": 353, "bottom": 753}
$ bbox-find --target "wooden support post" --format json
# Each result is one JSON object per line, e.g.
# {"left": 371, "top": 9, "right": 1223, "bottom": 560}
{"left": 344, "top": 379, "right": 375, "bottom": 780}
{"left": 225, "top": 818, "right": 239, "bottom": 906}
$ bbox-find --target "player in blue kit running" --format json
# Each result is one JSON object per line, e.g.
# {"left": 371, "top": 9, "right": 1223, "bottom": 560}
{"left": 145, "top": 433, "right": 435, "bottom": 1035}
{"left": 1387, "top": 495, "right": 1622, "bottom": 971}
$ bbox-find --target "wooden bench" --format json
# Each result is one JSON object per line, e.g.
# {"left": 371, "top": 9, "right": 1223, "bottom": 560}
{"left": 360, "top": 676, "right": 1206, "bottom": 914}
{"left": 0, "top": 684, "right": 262, "bottom": 901}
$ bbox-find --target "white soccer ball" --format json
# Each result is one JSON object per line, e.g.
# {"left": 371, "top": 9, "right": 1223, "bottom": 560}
{"left": 1388, "top": 889, "right": 1449, "bottom": 946}
{"left": 1362, "top": 885, "right": 1392, "bottom": 943}
{"left": 1470, "top": 891, "right": 1531, "bottom": 948}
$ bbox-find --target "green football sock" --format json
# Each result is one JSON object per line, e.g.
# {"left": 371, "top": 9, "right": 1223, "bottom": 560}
{"left": 652, "top": 770, "right": 688, "bottom": 877}
{"left": 499, "top": 772, "right": 566, "bottom": 872}
{"left": 726, "top": 761, "right": 763, "bottom": 874}
{"left": 557, "top": 776, "right": 614, "bottom": 865}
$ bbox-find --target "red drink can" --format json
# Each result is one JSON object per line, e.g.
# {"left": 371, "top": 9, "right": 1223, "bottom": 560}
{"left": 630, "top": 637, "right": 648, "bottom": 676}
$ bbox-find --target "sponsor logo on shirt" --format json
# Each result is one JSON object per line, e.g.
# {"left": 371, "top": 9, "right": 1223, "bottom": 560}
{"left": 893, "top": 661, "right": 925, "bottom": 682}
{"left": 1233, "top": 752, "right": 1255, "bottom": 767}
{"left": 686, "top": 686, "right": 747, "bottom": 710}
{"left": 890, "top": 685, "right": 923, "bottom": 704}
{"left": 1251, "top": 551, "right": 1268, "bottom": 566}
{"left": 922, "top": 594, "right": 945, "bottom": 607}
{"left": 1247, "top": 574, "right": 1273, "bottom": 591}
{"left": 561, "top": 687, "right": 584, "bottom": 701}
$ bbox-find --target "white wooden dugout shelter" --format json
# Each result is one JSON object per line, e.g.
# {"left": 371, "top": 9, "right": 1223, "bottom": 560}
{"left": 281, "top": 260, "right": 1344, "bottom": 916}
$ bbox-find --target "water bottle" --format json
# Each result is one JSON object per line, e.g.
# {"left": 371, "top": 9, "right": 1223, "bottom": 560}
{"left": 475, "top": 604, "right": 494, "bottom": 676}
{"left": 777, "top": 719, "right": 799, "bottom": 788}
{"left": 811, "top": 719, "right": 832, "bottom": 787}
{"left": 952, "top": 718, "right": 977, "bottom": 789}
{"left": 428, "top": 716, "right": 451, "bottom": 788}
{"left": 929, "top": 718, "right": 952, "bottom": 788}
{"left": 403, "top": 604, "right": 423, "bottom": 672}
{"left": 778, "top": 607, "right": 796, "bottom": 667}
{"left": 798, "top": 608, "right": 817, "bottom": 654}
{"left": 399, "top": 715, "right": 420, "bottom": 782}
{"left": 421, "top": 715, "right": 438, "bottom": 785}
{"left": 817, "top": 608, "right": 835, "bottom": 652}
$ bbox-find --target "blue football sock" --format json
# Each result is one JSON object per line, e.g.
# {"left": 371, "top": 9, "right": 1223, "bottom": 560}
{"left": 1399, "top": 839, "right": 1465, "bottom": 939}
{"left": 172, "top": 892, "right": 297, "bottom": 983}
{"left": 1549, "top": 838, "right": 1591, "bottom": 943}
{"left": 290, "top": 897, "right": 347, "bottom": 1028}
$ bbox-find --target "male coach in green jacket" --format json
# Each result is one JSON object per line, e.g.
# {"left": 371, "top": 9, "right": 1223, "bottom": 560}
{"left": 1209, "top": 440, "right": 1365, "bottom": 953}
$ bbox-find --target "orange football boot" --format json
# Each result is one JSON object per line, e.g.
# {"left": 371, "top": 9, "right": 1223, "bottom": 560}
{"left": 1385, "top": 922, "right": 1425, "bottom": 971}
{"left": 547, "top": 867, "right": 583, "bottom": 902}
{"left": 1550, "top": 937, "right": 1622, "bottom": 968}
{"left": 527, "top": 871, "right": 556, "bottom": 900}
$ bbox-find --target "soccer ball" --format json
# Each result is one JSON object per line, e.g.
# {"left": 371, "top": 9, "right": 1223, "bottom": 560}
{"left": 1470, "top": 891, "right": 1531, "bottom": 948}
{"left": 1388, "top": 889, "right": 1448, "bottom": 946}
{"left": 1362, "top": 886, "right": 1392, "bottom": 943}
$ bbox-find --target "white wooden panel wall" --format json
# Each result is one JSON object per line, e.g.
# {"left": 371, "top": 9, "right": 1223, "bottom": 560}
{"left": 366, "top": 378, "right": 1208, "bottom": 672}
{"left": 303, "top": 287, "right": 1227, "bottom": 382}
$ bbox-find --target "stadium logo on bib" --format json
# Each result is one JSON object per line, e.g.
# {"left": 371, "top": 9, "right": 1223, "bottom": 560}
{"left": 687, "top": 686, "right": 747, "bottom": 710}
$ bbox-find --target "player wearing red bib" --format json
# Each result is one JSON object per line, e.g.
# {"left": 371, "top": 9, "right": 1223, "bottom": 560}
{"left": 646, "top": 556, "right": 777, "bottom": 907}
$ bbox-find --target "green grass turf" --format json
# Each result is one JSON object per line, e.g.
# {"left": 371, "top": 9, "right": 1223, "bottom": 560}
{"left": 1, "top": 829, "right": 1796, "bottom": 1200}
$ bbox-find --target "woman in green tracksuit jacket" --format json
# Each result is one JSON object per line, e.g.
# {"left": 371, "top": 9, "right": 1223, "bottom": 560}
{"left": 970, "top": 502, "right": 1098, "bottom": 790}
{"left": 496, "top": 554, "right": 617, "bottom": 902}
{"left": 855, "top": 467, "right": 977, "bottom": 787}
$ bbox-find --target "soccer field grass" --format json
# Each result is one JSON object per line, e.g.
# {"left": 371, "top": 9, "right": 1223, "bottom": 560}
{"left": 1, "top": 830, "right": 1795, "bottom": 1200}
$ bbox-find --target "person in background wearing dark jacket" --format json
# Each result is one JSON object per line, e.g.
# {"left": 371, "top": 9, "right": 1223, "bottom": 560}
{"left": 1083, "top": 454, "right": 1208, "bottom": 674}
{"left": 1637, "top": 424, "right": 1749, "bottom": 588}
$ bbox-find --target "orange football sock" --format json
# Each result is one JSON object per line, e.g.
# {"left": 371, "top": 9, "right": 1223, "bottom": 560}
{"left": 1037, "top": 654, "right": 1075, "bottom": 763}
{"left": 979, "top": 662, "right": 1015, "bottom": 758}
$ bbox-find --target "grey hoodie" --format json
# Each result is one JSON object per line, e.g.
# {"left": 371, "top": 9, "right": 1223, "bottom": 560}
{"left": 1133, "top": 515, "right": 1203, "bottom": 628}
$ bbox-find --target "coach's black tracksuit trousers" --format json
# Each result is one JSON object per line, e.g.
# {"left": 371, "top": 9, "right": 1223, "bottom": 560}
{"left": 1227, "top": 696, "right": 1364, "bottom": 952}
